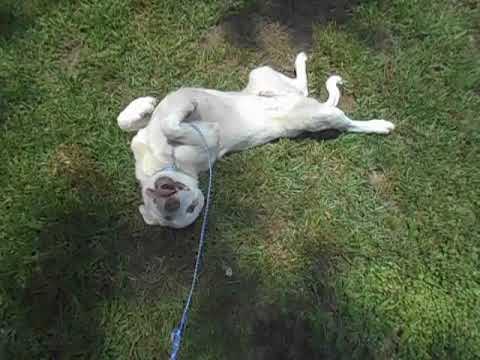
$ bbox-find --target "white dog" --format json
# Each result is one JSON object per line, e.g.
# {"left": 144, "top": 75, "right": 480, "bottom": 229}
{"left": 117, "top": 53, "right": 394, "bottom": 228}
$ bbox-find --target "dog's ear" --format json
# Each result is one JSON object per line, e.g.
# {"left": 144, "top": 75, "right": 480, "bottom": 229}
{"left": 174, "top": 181, "right": 187, "bottom": 191}
{"left": 139, "top": 204, "right": 159, "bottom": 225}
{"left": 146, "top": 188, "right": 157, "bottom": 197}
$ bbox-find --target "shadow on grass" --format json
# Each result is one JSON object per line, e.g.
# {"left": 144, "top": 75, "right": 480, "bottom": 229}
{"left": 0, "top": 138, "right": 371, "bottom": 359}
{"left": 0, "top": 5, "right": 29, "bottom": 40}
{"left": 188, "top": 238, "right": 361, "bottom": 359}
{"left": 220, "top": 0, "right": 360, "bottom": 51}
{"left": 0, "top": 0, "right": 44, "bottom": 39}
{"left": 0, "top": 145, "right": 200, "bottom": 358}
{"left": 2, "top": 198, "right": 116, "bottom": 358}
{"left": 191, "top": 270, "right": 325, "bottom": 359}
{"left": 195, "top": 291, "right": 314, "bottom": 358}
{"left": 0, "top": 0, "right": 64, "bottom": 40}
{"left": 185, "top": 176, "right": 370, "bottom": 360}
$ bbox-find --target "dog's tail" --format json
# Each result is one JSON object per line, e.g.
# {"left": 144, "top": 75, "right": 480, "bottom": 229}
{"left": 325, "top": 75, "right": 343, "bottom": 107}
{"left": 117, "top": 96, "right": 158, "bottom": 132}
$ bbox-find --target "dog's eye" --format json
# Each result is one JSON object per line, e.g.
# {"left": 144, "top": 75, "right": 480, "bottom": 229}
{"left": 186, "top": 201, "right": 197, "bottom": 213}
{"left": 174, "top": 182, "right": 186, "bottom": 190}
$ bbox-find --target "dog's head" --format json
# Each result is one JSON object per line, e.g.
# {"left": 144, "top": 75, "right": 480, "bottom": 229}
{"left": 139, "top": 169, "right": 204, "bottom": 228}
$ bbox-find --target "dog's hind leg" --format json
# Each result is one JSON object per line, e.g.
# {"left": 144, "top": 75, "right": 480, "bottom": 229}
{"left": 294, "top": 52, "right": 308, "bottom": 96}
{"left": 325, "top": 76, "right": 343, "bottom": 107}
{"left": 345, "top": 118, "right": 395, "bottom": 134}
{"left": 117, "top": 96, "right": 158, "bottom": 132}
{"left": 335, "top": 110, "right": 395, "bottom": 134}
{"left": 309, "top": 106, "right": 394, "bottom": 134}
{"left": 243, "top": 52, "right": 309, "bottom": 97}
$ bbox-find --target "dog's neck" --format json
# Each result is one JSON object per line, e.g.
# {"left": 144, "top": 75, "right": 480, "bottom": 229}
{"left": 158, "top": 163, "right": 177, "bottom": 174}
{"left": 154, "top": 143, "right": 199, "bottom": 180}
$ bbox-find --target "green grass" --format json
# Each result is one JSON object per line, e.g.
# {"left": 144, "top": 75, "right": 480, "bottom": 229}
{"left": 1, "top": 0, "right": 479, "bottom": 359}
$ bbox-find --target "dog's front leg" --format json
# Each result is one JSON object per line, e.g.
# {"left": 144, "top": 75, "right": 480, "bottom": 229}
{"left": 117, "top": 96, "right": 158, "bottom": 132}
{"left": 149, "top": 99, "right": 212, "bottom": 147}
{"left": 149, "top": 98, "right": 220, "bottom": 162}
{"left": 155, "top": 100, "right": 197, "bottom": 143}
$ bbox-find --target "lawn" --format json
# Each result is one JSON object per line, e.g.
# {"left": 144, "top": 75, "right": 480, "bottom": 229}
{"left": 1, "top": 0, "right": 479, "bottom": 359}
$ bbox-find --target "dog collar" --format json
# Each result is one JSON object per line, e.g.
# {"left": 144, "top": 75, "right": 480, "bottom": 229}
{"left": 153, "top": 163, "right": 192, "bottom": 178}
{"left": 159, "top": 164, "right": 177, "bottom": 173}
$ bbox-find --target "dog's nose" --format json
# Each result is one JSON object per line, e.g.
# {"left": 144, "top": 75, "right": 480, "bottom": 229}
{"left": 164, "top": 197, "right": 181, "bottom": 212}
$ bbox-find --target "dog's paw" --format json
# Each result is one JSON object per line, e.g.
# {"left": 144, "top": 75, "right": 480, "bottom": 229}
{"left": 296, "top": 52, "right": 308, "bottom": 63}
{"left": 118, "top": 96, "right": 158, "bottom": 131}
{"left": 327, "top": 75, "right": 343, "bottom": 86}
{"left": 369, "top": 119, "right": 395, "bottom": 134}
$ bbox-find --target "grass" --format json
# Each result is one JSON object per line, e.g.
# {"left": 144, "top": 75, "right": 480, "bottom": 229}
{"left": 1, "top": 0, "right": 479, "bottom": 358}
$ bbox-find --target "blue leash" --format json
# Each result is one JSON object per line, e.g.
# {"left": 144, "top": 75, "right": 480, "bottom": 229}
{"left": 170, "top": 123, "right": 214, "bottom": 360}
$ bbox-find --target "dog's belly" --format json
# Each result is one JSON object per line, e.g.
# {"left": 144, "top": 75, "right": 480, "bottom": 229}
{"left": 141, "top": 88, "right": 311, "bottom": 176}
{"left": 192, "top": 89, "right": 301, "bottom": 153}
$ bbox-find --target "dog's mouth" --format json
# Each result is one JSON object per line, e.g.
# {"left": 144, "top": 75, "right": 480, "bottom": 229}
{"left": 146, "top": 176, "right": 196, "bottom": 218}
{"left": 147, "top": 176, "right": 184, "bottom": 198}
{"left": 154, "top": 176, "right": 188, "bottom": 197}
{"left": 157, "top": 182, "right": 177, "bottom": 197}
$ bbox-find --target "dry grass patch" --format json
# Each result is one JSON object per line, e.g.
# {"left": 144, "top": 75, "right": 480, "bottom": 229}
{"left": 48, "top": 143, "right": 107, "bottom": 192}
